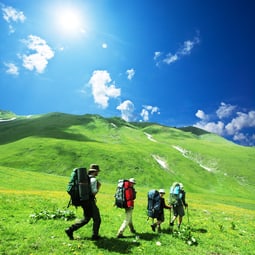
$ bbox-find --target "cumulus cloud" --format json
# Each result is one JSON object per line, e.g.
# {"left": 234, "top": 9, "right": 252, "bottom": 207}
{"left": 225, "top": 111, "right": 255, "bottom": 135}
{"left": 2, "top": 5, "right": 26, "bottom": 33}
{"left": 140, "top": 105, "right": 160, "bottom": 122}
{"left": 4, "top": 62, "right": 19, "bottom": 75}
{"left": 126, "top": 68, "right": 135, "bottom": 80}
{"left": 216, "top": 102, "right": 236, "bottom": 119}
{"left": 116, "top": 100, "right": 135, "bottom": 122}
{"left": 21, "top": 35, "right": 54, "bottom": 73}
{"left": 194, "top": 102, "right": 255, "bottom": 146}
{"left": 195, "top": 120, "right": 225, "bottom": 136}
{"left": 155, "top": 33, "right": 200, "bottom": 66}
{"left": 88, "top": 70, "right": 121, "bottom": 109}
{"left": 195, "top": 110, "right": 209, "bottom": 121}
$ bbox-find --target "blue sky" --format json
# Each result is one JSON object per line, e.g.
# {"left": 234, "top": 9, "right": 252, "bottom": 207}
{"left": 0, "top": 0, "right": 255, "bottom": 146}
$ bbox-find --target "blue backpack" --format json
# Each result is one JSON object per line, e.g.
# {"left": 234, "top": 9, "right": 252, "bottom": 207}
{"left": 169, "top": 182, "right": 182, "bottom": 206}
{"left": 147, "top": 189, "right": 161, "bottom": 218}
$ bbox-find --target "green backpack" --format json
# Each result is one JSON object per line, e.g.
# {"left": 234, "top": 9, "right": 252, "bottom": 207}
{"left": 66, "top": 168, "right": 92, "bottom": 207}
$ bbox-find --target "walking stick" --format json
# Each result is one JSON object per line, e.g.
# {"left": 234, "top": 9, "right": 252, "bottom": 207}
{"left": 186, "top": 206, "right": 190, "bottom": 225}
{"left": 169, "top": 207, "right": 172, "bottom": 225}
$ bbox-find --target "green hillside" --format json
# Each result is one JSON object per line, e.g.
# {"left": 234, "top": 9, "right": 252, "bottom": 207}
{"left": 1, "top": 111, "right": 254, "bottom": 254}
{"left": 0, "top": 111, "right": 254, "bottom": 201}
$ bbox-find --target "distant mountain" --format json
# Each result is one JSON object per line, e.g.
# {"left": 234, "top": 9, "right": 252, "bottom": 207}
{"left": 0, "top": 111, "right": 254, "bottom": 200}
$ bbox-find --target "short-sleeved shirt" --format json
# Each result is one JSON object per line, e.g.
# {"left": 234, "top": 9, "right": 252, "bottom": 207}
{"left": 89, "top": 176, "right": 98, "bottom": 194}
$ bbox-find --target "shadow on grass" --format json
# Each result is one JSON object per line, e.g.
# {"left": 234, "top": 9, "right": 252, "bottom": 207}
{"left": 93, "top": 236, "right": 140, "bottom": 254}
{"left": 191, "top": 227, "right": 207, "bottom": 233}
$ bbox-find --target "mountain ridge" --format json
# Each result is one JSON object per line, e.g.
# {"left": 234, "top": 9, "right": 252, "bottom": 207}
{"left": 0, "top": 111, "right": 254, "bottom": 200}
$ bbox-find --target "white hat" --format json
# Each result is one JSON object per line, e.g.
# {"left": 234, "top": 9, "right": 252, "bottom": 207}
{"left": 159, "top": 189, "right": 165, "bottom": 194}
{"left": 129, "top": 178, "right": 136, "bottom": 184}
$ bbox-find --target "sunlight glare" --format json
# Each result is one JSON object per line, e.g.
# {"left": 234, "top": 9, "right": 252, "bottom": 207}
{"left": 55, "top": 7, "right": 85, "bottom": 36}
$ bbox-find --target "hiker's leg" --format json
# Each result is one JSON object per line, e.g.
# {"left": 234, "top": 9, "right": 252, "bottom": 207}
{"left": 91, "top": 201, "right": 101, "bottom": 237}
{"left": 118, "top": 208, "right": 132, "bottom": 235}
{"left": 65, "top": 203, "right": 92, "bottom": 239}
{"left": 72, "top": 203, "right": 92, "bottom": 230}
{"left": 128, "top": 209, "right": 136, "bottom": 233}
{"left": 177, "top": 206, "right": 185, "bottom": 228}
{"left": 170, "top": 206, "right": 178, "bottom": 226}
{"left": 157, "top": 220, "right": 162, "bottom": 232}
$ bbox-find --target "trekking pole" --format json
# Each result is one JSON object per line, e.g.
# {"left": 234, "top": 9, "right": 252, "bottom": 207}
{"left": 169, "top": 207, "right": 172, "bottom": 226}
{"left": 186, "top": 206, "right": 190, "bottom": 225}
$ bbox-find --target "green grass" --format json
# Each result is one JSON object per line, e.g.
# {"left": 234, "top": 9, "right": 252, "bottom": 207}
{"left": 0, "top": 112, "right": 255, "bottom": 254}
{"left": 0, "top": 167, "right": 254, "bottom": 255}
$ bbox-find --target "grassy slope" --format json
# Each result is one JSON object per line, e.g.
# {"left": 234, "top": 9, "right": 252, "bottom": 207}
{"left": 0, "top": 112, "right": 254, "bottom": 254}
{"left": 0, "top": 112, "right": 254, "bottom": 200}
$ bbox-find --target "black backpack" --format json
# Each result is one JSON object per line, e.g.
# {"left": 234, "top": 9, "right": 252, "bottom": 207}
{"left": 147, "top": 189, "right": 161, "bottom": 218}
{"left": 66, "top": 168, "right": 92, "bottom": 207}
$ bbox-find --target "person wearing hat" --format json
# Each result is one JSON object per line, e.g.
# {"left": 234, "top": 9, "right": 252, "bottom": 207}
{"left": 117, "top": 178, "right": 137, "bottom": 238}
{"left": 151, "top": 189, "right": 171, "bottom": 233}
{"left": 65, "top": 164, "right": 102, "bottom": 240}
{"left": 170, "top": 183, "right": 188, "bottom": 229}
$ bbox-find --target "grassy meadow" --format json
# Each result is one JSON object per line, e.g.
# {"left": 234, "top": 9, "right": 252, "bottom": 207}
{"left": 0, "top": 167, "right": 254, "bottom": 255}
{"left": 0, "top": 112, "right": 255, "bottom": 254}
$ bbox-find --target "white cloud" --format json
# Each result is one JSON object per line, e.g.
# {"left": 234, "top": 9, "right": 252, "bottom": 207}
{"left": 4, "top": 62, "right": 19, "bottom": 75}
{"left": 156, "top": 33, "right": 200, "bottom": 66}
{"left": 116, "top": 100, "right": 135, "bottom": 122}
{"left": 88, "top": 70, "right": 121, "bottom": 109}
{"left": 178, "top": 37, "right": 200, "bottom": 55}
{"left": 140, "top": 105, "right": 160, "bottom": 122}
{"left": 140, "top": 109, "right": 149, "bottom": 121}
{"left": 225, "top": 111, "right": 255, "bottom": 135}
{"left": 21, "top": 35, "right": 54, "bottom": 73}
{"left": 163, "top": 54, "right": 178, "bottom": 64}
{"left": 216, "top": 102, "right": 236, "bottom": 119}
{"left": 194, "top": 103, "right": 255, "bottom": 146}
{"left": 154, "top": 51, "right": 161, "bottom": 60}
{"left": 195, "top": 110, "right": 209, "bottom": 121}
{"left": 194, "top": 121, "right": 225, "bottom": 136}
{"left": 126, "top": 68, "right": 135, "bottom": 80}
{"left": 2, "top": 5, "right": 26, "bottom": 33}
{"left": 2, "top": 6, "right": 26, "bottom": 23}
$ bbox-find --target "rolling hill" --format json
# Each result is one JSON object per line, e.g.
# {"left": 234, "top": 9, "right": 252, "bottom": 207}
{"left": 0, "top": 111, "right": 254, "bottom": 202}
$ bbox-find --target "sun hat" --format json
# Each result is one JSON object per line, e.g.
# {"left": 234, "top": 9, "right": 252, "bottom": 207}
{"left": 129, "top": 178, "right": 136, "bottom": 184}
{"left": 88, "top": 164, "right": 100, "bottom": 172}
{"left": 159, "top": 189, "right": 165, "bottom": 194}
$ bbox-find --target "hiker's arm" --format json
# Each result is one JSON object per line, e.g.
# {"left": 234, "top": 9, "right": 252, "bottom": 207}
{"left": 182, "top": 191, "right": 188, "bottom": 207}
{"left": 90, "top": 177, "right": 100, "bottom": 196}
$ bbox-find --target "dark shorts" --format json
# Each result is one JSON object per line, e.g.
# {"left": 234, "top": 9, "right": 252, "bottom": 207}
{"left": 172, "top": 205, "right": 185, "bottom": 217}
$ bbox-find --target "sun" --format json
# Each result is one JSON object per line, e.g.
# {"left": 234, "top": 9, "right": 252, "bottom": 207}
{"left": 54, "top": 6, "right": 85, "bottom": 36}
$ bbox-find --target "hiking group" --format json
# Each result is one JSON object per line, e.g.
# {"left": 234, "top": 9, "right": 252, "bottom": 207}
{"left": 65, "top": 164, "right": 188, "bottom": 240}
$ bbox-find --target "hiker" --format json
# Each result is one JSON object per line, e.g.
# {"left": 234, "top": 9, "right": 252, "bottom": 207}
{"left": 151, "top": 189, "right": 171, "bottom": 233}
{"left": 65, "top": 164, "right": 102, "bottom": 240}
{"left": 170, "top": 183, "right": 188, "bottom": 229}
{"left": 116, "top": 178, "right": 137, "bottom": 238}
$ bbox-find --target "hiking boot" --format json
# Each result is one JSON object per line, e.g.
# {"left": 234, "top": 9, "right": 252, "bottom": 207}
{"left": 170, "top": 222, "right": 174, "bottom": 227}
{"left": 151, "top": 224, "right": 156, "bottom": 232}
{"left": 65, "top": 228, "right": 74, "bottom": 240}
{"left": 117, "top": 233, "right": 125, "bottom": 238}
